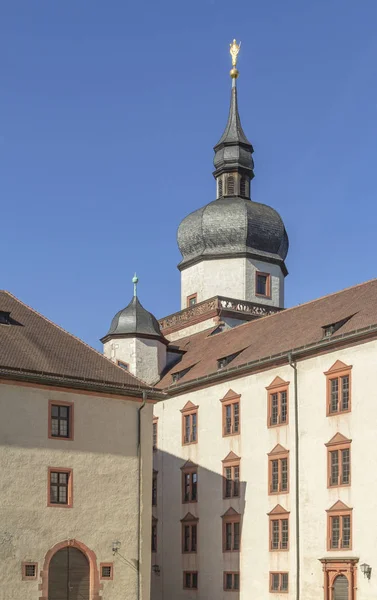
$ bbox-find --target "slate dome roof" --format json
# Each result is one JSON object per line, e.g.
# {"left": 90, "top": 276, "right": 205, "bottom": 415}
{"left": 101, "top": 296, "right": 164, "bottom": 342}
{"left": 177, "top": 197, "right": 289, "bottom": 272}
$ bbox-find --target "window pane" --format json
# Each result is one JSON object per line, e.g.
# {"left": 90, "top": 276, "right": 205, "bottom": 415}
{"left": 341, "top": 449, "right": 350, "bottom": 484}
{"left": 225, "top": 405, "right": 232, "bottom": 434}
{"left": 192, "top": 414, "right": 197, "bottom": 442}
{"left": 331, "top": 516, "right": 340, "bottom": 548}
{"left": 233, "top": 403, "right": 239, "bottom": 433}
{"left": 191, "top": 525, "right": 197, "bottom": 552}
{"left": 50, "top": 485, "right": 58, "bottom": 503}
{"left": 281, "top": 573, "right": 288, "bottom": 591}
{"left": 192, "top": 572, "right": 198, "bottom": 589}
{"left": 50, "top": 472, "right": 58, "bottom": 484}
{"left": 234, "top": 573, "right": 239, "bottom": 590}
{"left": 281, "top": 519, "right": 289, "bottom": 549}
{"left": 330, "top": 379, "right": 339, "bottom": 413}
{"left": 58, "top": 486, "right": 67, "bottom": 504}
{"left": 272, "top": 520, "right": 279, "bottom": 549}
{"left": 184, "top": 416, "right": 190, "bottom": 443}
{"left": 225, "top": 523, "right": 232, "bottom": 550}
{"left": 59, "top": 420, "right": 68, "bottom": 437}
{"left": 226, "top": 574, "right": 233, "bottom": 590}
{"left": 233, "top": 466, "right": 240, "bottom": 497}
{"left": 341, "top": 376, "right": 349, "bottom": 411}
{"left": 342, "top": 515, "right": 351, "bottom": 548}
{"left": 51, "top": 405, "right": 59, "bottom": 417}
{"left": 192, "top": 472, "right": 197, "bottom": 501}
{"left": 256, "top": 273, "right": 267, "bottom": 295}
{"left": 281, "top": 458, "right": 288, "bottom": 491}
{"left": 59, "top": 473, "right": 68, "bottom": 484}
{"left": 271, "top": 460, "right": 279, "bottom": 492}
{"left": 184, "top": 526, "right": 190, "bottom": 551}
{"left": 280, "top": 391, "right": 287, "bottom": 423}
{"left": 59, "top": 406, "right": 68, "bottom": 418}
{"left": 330, "top": 451, "right": 339, "bottom": 486}
{"left": 51, "top": 419, "right": 59, "bottom": 436}
{"left": 185, "top": 573, "right": 191, "bottom": 588}
{"left": 271, "top": 394, "right": 278, "bottom": 425}
{"left": 233, "top": 522, "right": 240, "bottom": 550}
{"left": 271, "top": 573, "right": 279, "bottom": 591}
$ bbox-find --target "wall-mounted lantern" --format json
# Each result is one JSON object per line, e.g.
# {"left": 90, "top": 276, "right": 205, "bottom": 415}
{"left": 360, "top": 563, "right": 372, "bottom": 580}
{"left": 112, "top": 541, "right": 121, "bottom": 555}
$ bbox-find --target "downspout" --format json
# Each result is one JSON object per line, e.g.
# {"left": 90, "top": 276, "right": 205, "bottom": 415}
{"left": 137, "top": 390, "right": 147, "bottom": 600}
{"left": 288, "top": 352, "right": 300, "bottom": 600}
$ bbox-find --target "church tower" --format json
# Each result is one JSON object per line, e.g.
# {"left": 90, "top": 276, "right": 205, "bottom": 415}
{"left": 177, "top": 40, "right": 289, "bottom": 310}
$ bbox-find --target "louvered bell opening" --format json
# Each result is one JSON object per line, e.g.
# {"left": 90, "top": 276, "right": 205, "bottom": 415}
{"left": 48, "top": 547, "right": 89, "bottom": 600}
{"left": 226, "top": 175, "right": 235, "bottom": 196}
{"left": 218, "top": 178, "right": 223, "bottom": 198}
{"left": 240, "top": 177, "right": 247, "bottom": 197}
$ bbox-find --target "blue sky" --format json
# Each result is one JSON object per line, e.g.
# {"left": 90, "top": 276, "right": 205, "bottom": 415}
{"left": 1, "top": 1, "right": 377, "bottom": 349}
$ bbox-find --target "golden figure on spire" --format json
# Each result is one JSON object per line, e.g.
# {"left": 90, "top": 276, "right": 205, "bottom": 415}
{"left": 229, "top": 39, "right": 241, "bottom": 79}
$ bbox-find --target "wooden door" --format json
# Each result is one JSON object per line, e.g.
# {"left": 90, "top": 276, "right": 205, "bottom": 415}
{"left": 333, "top": 574, "right": 349, "bottom": 600}
{"left": 48, "top": 547, "right": 89, "bottom": 600}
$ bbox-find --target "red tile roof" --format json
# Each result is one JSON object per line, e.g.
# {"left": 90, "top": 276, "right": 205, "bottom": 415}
{"left": 158, "top": 279, "right": 377, "bottom": 389}
{"left": 0, "top": 291, "right": 152, "bottom": 393}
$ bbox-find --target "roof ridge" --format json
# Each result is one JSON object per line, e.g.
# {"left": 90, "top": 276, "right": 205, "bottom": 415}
{"left": 0, "top": 291, "right": 150, "bottom": 389}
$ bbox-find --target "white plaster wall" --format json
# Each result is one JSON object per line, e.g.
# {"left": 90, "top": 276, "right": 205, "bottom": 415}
{"left": 104, "top": 337, "right": 166, "bottom": 385}
{"left": 152, "top": 339, "right": 377, "bottom": 600}
{"left": 0, "top": 382, "right": 153, "bottom": 600}
{"left": 181, "top": 258, "right": 284, "bottom": 309}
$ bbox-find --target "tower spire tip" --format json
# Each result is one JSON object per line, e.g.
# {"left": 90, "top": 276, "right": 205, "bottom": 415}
{"left": 229, "top": 39, "right": 241, "bottom": 81}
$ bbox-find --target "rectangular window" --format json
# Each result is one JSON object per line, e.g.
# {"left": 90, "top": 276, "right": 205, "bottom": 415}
{"left": 268, "top": 453, "right": 289, "bottom": 494}
{"left": 267, "top": 388, "right": 289, "bottom": 427}
{"left": 224, "top": 572, "right": 240, "bottom": 591}
{"left": 152, "top": 471, "right": 157, "bottom": 506}
{"left": 187, "top": 293, "right": 198, "bottom": 307}
{"left": 48, "top": 468, "right": 72, "bottom": 508}
{"left": 183, "top": 571, "right": 198, "bottom": 590}
{"left": 256, "top": 272, "right": 271, "bottom": 297}
{"left": 325, "top": 362, "right": 352, "bottom": 416}
{"left": 182, "top": 411, "right": 198, "bottom": 445}
{"left": 223, "top": 516, "right": 241, "bottom": 552}
{"left": 269, "top": 517, "right": 289, "bottom": 551}
{"left": 328, "top": 511, "right": 352, "bottom": 550}
{"left": 223, "top": 400, "right": 240, "bottom": 436}
{"left": 153, "top": 418, "right": 158, "bottom": 451}
{"left": 49, "top": 401, "right": 73, "bottom": 440}
{"left": 22, "top": 563, "right": 38, "bottom": 580}
{"left": 100, "top": 563, "right": 113, "bottom": 580}
{"left": 182, "top": 469, "right": 198, "bottom": 503}
{"left": 327, "top": 440, "right": 351, "bottom": 487}
{"left": 223, "top": 463, "right": 240, "bottom": 498}
{"left": 270, "top": 572, "right": 289, "bottom": 593}
{"left": 182, "top": 523, "right": 197, "bottom": 553}
{"left": 152, "top": 521, "right": 157, "bottom": 553}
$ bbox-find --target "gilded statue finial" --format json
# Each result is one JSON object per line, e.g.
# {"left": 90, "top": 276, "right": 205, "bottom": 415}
{"left": 229, "top": 39, "right": 241, "bottom": 80}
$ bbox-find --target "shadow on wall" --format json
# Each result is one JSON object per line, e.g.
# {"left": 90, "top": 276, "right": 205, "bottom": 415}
{"left": 151, "top": 449, "right": 246, "bottom": 600}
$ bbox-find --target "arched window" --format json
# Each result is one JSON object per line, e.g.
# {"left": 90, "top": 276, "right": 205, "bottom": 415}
{"left": 240, "top": 177, "right": 247, "bottom": 197}
{"left": 227, "top": 176, "right": 235, "bottom": 196}
{"left": 218, "top": 178, "right": 223, "bottom": 198}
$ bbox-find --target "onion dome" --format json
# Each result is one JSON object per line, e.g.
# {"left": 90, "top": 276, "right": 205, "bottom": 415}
{"left": 177, "top": 41, "right": 288, "bottom": 275}
{"left": 101, "top": 275, "right": 166, "bottom": 344}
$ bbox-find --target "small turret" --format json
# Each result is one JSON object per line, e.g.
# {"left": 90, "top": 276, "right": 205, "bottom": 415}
{"left": 101, "top": 275, "right": 167, "bottom": 385}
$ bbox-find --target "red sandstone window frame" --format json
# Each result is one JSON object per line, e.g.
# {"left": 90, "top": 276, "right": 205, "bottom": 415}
{"left": 222, "top": 453, "right": 240, "bottom": 499}
{"left": 325, "top": 434, "right": 351, "bottom": 488}
{"left": 48, "top": 400, "right": 74, "bottom": 441}
{"left": 181, "top": 402, "right": 198, "bottom": 446}
{"left": 268, "top": 505, "right": 290, "bottom": 551}
{"left": 222, "top": 509, "right": 241, "bottom": 553}
{"left": 220, "top": 391, "right": 241, "bottom": 437}
{"left": 153, "top": 417, "right": 158, "bottom": 452}
{"left": 270, "top": 572, "right": 289, "bottom": 593}
{"left": 183, "top": 571, "right": 198, "bottom": 590}
{"left": 187, "top": 293, "right": 198, "bottom": 307}
{"left": 266, "top": 377, "right": 290, "bottom": 428}
{"left": 181, "top": 513, "right": 198, "bottom": 554}
{"left": 100, "top": 563, "right": 114, "bottom": 580}
{"left": 47, "top": 467, "right": 73, "bottom": 508}
{"left": 255, "top": 271, "right": 271, "bottom": 298}
{"left": 21, "top": 562, "right": 38, "bottom": 581}
{"left": 327, "top": 501, "right": 352, "bottom": 551}
{"left": 223, "top": 572, "right": 240, "bottom": 591}
{"left": 268, "top": 445, "right": 289, "bottom": 495}
{"left": 181, "top": 463, "right": 198, "bottom": 504}
{"left": 324, "top": 361, "right": 352, "bottom": 416}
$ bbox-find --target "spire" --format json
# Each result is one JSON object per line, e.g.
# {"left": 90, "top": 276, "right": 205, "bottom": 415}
{"left": 132, "top": 273, "right": 139, "bottom": 297}
{"left": 213, "top": 40, "right": 254, "bottom": 182}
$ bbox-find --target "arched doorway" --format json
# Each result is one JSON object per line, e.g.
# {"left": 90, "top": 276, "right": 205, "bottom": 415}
{"left": 48, "top": 546, "right": 89, "bottom": 600}
{"left": 333, "top": 574, "right": 349, "bottom": 600}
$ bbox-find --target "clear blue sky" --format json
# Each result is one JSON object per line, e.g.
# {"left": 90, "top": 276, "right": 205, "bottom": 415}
{"left": 1, "top": 1, "right": 377, "bottom": 350}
